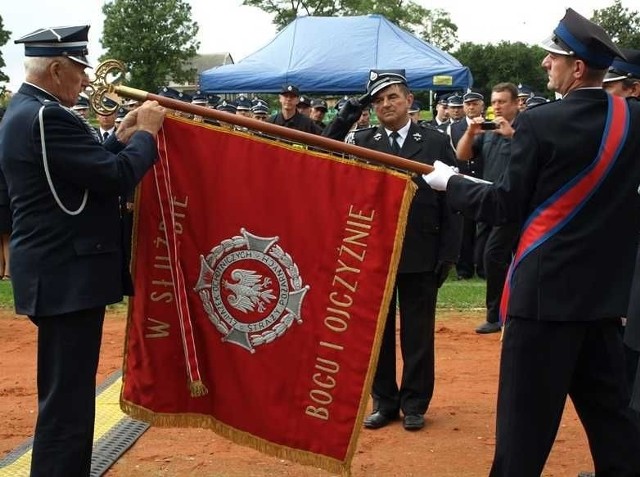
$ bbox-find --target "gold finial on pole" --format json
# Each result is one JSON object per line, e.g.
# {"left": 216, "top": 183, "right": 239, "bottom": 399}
{"left": 87, "top": 59, "right": 151, "bottom": 115}
{"left": 86, "top": 59, "right": 127, "bottom": 115}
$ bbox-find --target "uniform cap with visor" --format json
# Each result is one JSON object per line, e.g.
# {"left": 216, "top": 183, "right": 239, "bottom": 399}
{"left": 463, "top": 91, "right": 483, "bottom": 103}
{"left": 603, "top": 48, "right": 640, "bottom": 83}
{"left": 366, "top": 69, "right": 407, "bottom": 97}
{"left": 540, "top": 8, "right": 625, "bottom": 69}
{"left": 15, "top": 25, "right": 92, "bottom": 68}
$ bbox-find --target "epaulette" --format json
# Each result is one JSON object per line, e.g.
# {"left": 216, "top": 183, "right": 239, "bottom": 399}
{"left": 526, "top": 99, "right": 557, "bottom": 110}
{"left": 418, "top": 122, "right": 448, "bottom": 136}
{"left": 347, "top": 125, "right": 377, "bottom": 144}
{"left": 37, "top": 97, "right": 61, "bottom": 108}
{"left": 353, "top": 125, "right": 377, "bottom": 134}
{"left": 49, "top": 103, "right": 102, "bottom": 143}
{"left": 418, "top": 122, "right": 446, "bottom": 134}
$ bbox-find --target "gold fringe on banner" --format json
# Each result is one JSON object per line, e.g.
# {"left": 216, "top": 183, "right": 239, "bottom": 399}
{"left": 120, "top": 399, "right": 352, "bottom": 476}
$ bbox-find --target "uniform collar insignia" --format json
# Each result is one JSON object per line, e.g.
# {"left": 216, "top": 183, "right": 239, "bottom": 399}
{"left": 373, "top": 132, "right": 382, "bottom": 141}
{"left": 412, "top": 132, "right": 422, "bottom": 141}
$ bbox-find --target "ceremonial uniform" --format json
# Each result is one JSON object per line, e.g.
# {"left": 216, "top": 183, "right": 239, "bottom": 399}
{"left": 1, "top": 82, "right": 158, "bottom": 475}
{"left": 425, "top": 9, "right": 640, "bottom": 476}
{"left": 0, "top": 25, "right": 163, "bottom": 477}
{"left": 326, "top": 70, "right": 462, "bottom": 431}
{"left": 350, "top": 122, "right": 461, "bottom": 424}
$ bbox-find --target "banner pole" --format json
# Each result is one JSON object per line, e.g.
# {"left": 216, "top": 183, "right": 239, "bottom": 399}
{"left": 87, "top": 59, "right": 434, "bottom": 175}
{"left": 116, "top": 85, "right": 435, "bottom": 175}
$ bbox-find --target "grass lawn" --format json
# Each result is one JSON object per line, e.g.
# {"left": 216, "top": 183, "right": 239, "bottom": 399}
{"left": 437, "top": 275, "right": 486, "bottom": 310}
{"left": 0, "top": 275, "right": 487, "bottom": 312}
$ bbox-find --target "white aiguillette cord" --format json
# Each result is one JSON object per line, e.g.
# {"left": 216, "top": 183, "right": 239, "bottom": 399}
{"left": 38, "top": 105, "right": 89, "bottom": 215}
{"left": 461, "top": 174, "right": 492, "bottom": 185}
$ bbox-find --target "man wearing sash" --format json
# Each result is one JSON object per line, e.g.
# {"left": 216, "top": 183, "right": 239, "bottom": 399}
{"left": 424, "top": 9, "right": 640, "bottom": 477}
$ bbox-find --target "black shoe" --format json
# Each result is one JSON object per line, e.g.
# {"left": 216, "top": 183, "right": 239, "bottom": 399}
{"left": 402, "top": 414, "right": 424, "bottom": 431}
{"left": 475, "top": 322, "right": 501, "bottom": 334}
{"left": 364, "top": 410, "right": 397, "bottom": 429}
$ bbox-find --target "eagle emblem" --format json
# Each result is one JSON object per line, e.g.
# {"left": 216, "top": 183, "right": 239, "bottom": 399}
{"left": 224, "top": 269, "right": 275, "bottom": 313}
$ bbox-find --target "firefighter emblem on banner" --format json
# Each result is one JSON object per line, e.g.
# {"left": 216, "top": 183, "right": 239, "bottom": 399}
{"left": 195, "top": 228, "right": 310, "bottom": 353}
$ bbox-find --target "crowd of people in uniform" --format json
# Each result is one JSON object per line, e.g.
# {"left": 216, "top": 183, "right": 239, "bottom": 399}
{"left": 2, "top": 6, "right": 640, "bottom": 477}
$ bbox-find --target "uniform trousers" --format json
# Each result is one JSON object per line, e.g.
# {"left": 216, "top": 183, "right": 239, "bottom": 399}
{"left": 490, "top": 317, "right": 640, "bottom": 477}
{"left": 372, "top": 271, "right": 438, "bottom": 416}
{"left": 483, "top": 223, "right": 520, "bottom": 324}
{"left": 456, "top": 217, "right": 478, "bottom": 278}
{"left": 29, "top": 307, "right": 106, "bottom": 477}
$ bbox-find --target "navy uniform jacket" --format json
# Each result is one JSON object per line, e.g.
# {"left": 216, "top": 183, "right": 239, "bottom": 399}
{"left": 447, "top": 89, "right": 640, "bottom": 321}
{"left": 350, "top": 122, "right": 462, "bottom": 273}
{"left": 0, "top": 83, "right": 158, "bottom": 317}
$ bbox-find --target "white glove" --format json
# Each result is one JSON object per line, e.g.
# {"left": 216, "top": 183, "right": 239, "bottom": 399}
{"left": 423, "top": 160, "right": 457, "bottom": 191}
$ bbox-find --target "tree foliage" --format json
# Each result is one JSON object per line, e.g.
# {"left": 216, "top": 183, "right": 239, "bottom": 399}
{"left": 101, "top": 0, "right": 200, "bottom": 92}
{"left": 0, "top": 15, "right": 11, "bottom": 86}
{"left": 591, "top": 0, "right": 640, "bottom": 48}
{"left": 242, "top": 0, "right": 458, "bottom": 51}
{"left": 453, "top": 42, "right": 549, "bottom": 99}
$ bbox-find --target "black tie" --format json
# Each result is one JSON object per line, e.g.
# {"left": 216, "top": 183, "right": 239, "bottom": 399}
{"left": 103, "top": 131, "right": 109, "bottom": 142}
{"left": 389, "top": 131, "right": 401, "bottom": 154}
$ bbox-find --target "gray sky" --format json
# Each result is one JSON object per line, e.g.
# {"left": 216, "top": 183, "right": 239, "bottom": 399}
{"left": 1, "top": 0, "right": 623, "bottom": 92}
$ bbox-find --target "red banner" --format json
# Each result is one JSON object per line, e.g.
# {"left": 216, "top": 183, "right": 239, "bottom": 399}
{"left": 121, "top": 116, "right": 415, "bottom": 474}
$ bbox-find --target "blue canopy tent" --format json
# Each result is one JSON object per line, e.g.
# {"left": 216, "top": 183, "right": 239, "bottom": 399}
{"left": 199, "top": 14, "right": 472, "bottom": 94}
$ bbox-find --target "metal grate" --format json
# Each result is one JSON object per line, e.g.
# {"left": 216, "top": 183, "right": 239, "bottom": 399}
{"left": 0, "top": 370, "right": 148, "bottom": 477}
{"left": 90, "top": 417, "right": 149, "bottom": 476}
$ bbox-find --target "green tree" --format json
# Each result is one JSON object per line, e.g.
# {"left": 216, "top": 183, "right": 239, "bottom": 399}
{"left": 101, "top": 0, "right": 200, "bottom": 92}
{"left": 242, "top": 0, "right": 458, "bottom": 51}
{"left": 591, "top": 0, "right": 640, "bottom": 48}
{"left": 417, "top": 9, "right": 458, "bottom": 53}
{"left": 0, "top": 15, "right": 11, "bottom": 88}
{"left": 453, "top": 42, "right": 549, "bottom": 98}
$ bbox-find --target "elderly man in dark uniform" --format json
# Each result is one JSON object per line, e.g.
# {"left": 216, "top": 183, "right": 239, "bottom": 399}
{"left": 267, "top": 84, "right": 322, "bottom": 134}
{"left": 425, "top": 9, "right": 640, "bottom": 476}
{"left": 0, "top": 25, "right": 165, "bottom": 477}
{"left": 325, "top": 70, "right": 462, "bottom": 431}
